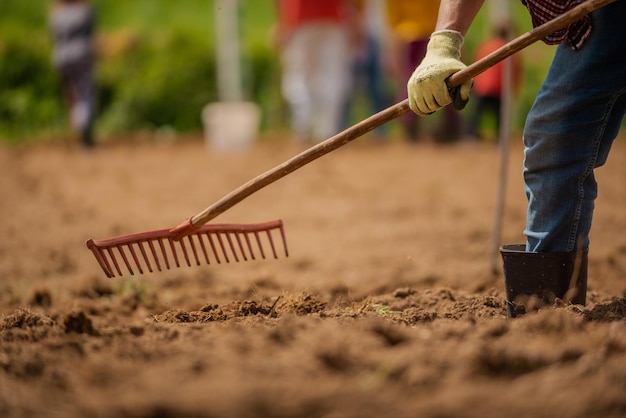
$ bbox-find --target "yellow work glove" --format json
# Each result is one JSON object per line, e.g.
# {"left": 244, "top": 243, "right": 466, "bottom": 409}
{"left": 407, "top": 30, "right": 472, "bottom": 116}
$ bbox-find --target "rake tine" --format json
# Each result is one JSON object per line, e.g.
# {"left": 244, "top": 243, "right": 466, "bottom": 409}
{"left": 127, "top": 243, "right": 144, "bottom": 274}
{"left": 215, "top": 233, "right": 230, "bottom": 263}
{"left": 117, "top": 245, "right": 135, "bottom": 276}
{"left": 157, "top": 238, "right": 169, "bottom": 269}
{"left": 265, "top": 229, "right": 278, "bottom": 259}
{"left": 242, "top": 232, "right": 256, "bottom": 260}
{"left": 137, "top": 241, "right": 154, "bottom": 273}
{"left": 233, "top": 232, "right": 248, "bottom": 261}
{"left": 97, "top": 249, "right": 112, "bottom": 278}
{"left": 196, "top": 233, "right": 211, "bottom": 265}
{"left": 253, "top": 231, "right": 266, "bottom": 259}
{"left": 167, "top": 237, "right": 181, "bottom": 268}
{"left": 187, "top": 235, "right": 201, "bottom": 266}
{"left": 205, "top": 233, "right": 222, "bottom": 264}
{"left": 148, "top": 239, "right": 162, "bottom": 272}
{"left": 86, "top": 240, "right": 114, "bottom": 278}
{"left": 95, "top": 250, "right": 114, "bottom": 278}
{"left": 224, "top": 232, "right": 239, "bottom": 262}
{"left": 105, "top": 247, "right": 123, "bottom": 277}
{"left": 177, "top": 237, "right": 192, "bottom": 267}
{"left": 278, "top": 223, "right": 289, "bottom": 257}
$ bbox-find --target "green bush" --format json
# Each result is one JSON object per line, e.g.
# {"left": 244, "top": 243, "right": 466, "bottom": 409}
{"left": 0, "top": 0, "right": 562, "bottom": 143}
{"left": 96, "top": 28, "right": 281, "bottom": 136}
{"left": 0, "top": 27, "right": 65, "bottom": 142}
{"left": 97, "top": 29, "right": 218, "bottom": 134}
{"left": 0, "top": 0, "right": 281, "bottom": 143}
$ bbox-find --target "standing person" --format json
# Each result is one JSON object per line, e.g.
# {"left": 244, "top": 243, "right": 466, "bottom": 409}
{"left": 344, "top": 0, "right": 390, "bottom": 141}
{"left": 465, "top": 24, "right": 522, "bottom": 142}
{"left": 275, "top": 0, "right": 356, "bottom": 144}
{"left": 386, "top": 0, "right": 462, "bottom": 143}
{"left": 49, "top": 0, "right": 97, "bottom": 148}
{"left": 407, "top": 0, "right": 626, "bottom": 317}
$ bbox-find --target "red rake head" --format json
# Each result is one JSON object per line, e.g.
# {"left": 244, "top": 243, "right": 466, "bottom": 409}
{"left": 86, "top": 220, "right": 288, "bottom": 278}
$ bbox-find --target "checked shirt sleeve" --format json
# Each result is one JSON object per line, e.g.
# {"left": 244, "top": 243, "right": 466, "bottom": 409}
{"left": 521, "top": 0, "right": 592, "bottom": 50}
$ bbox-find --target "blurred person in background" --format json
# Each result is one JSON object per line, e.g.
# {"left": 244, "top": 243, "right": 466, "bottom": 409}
{"left": 343, "top": 0, "right": 390, "bottom": 141}
{"left": 386, "top": 0, "right": 462, "bottom": 143}
{"left": 49, "top": 0, "right": 97, "bottom": 148}
{"left": 274, "top": 0, "right": 358, "bottom": 144}
{"left": 465, "top": 23, "right": 522, "bottom": 143}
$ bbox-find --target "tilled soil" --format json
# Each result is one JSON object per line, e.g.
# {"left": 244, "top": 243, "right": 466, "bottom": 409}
{"left": 1, "top": 134, "right": 626, "bottom": 418}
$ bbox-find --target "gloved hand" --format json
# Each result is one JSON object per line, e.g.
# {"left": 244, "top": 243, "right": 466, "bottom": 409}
{"left": 407, "top": 30, "right": 472, "bottom": 116}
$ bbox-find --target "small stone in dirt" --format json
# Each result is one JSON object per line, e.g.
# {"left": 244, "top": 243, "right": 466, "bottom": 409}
{"left": 200, "top": 304, "right": 219, "bottom": 312}
{"left": 371, "top": 322, "right": 408, "bottom": 346}
{"left": 129, "top": 326, "right": 145, "bottom": 337}
{"left": 28, "top": 288, "right": 52, "bottom": 308}
{"left": 393, "top": 288, "right": 415, "bottom": 298}
{"left": 63, "top": 311, "right": 98, "bottom": 335}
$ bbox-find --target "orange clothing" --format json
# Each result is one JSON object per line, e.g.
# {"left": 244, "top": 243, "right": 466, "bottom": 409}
{"left": 278, "top": 0, "right": 349, "bottom": 30}
{"left": 386, "top": 0, "right": 440, "bottom": 42}
{"left": 473, "top": 37, "right": 521, "bottom": 97}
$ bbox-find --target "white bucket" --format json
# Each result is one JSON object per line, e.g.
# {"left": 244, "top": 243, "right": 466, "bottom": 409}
{"left": 202, "top": 101, "right": 260, "bottom": 152}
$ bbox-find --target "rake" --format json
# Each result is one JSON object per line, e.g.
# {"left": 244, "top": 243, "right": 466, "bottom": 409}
{"left": 86, "top": 0, "right": 613, "bottom": 278}
{"left": 86, "top": 221, "right": 287, "bottom": 278}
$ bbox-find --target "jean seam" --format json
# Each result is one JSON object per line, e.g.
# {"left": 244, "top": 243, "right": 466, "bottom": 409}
{"left": 567, "top": 88, "right": 625, "bottom": 251}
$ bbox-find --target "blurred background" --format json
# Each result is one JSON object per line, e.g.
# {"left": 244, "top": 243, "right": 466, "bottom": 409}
{"left": 0, "top": 0, "right": 552, "bottom": 145}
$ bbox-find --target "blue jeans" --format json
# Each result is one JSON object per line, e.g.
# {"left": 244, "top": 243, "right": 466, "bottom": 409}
{"left": 522, "top": 0, "right": 626, "bottom": 253}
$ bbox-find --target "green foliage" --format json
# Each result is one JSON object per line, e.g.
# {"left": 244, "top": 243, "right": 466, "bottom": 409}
{"left": 0, "top": 0, "right": 49, "bottom": 29}
{"left": 0, "top": 0, "right": 280, "bottom": 142}
{"left": 0, "top": 26, "right": 65, "bottom": 142}
{"left": 92, "top": 0, "right": 280, "bottom": 136}
{"left": 93, "top": 0, "right": 215, "bottom": 34}
{"left": 0, "top": 0, "right": 556, "bottom": 143}
{"left": 97, "top": 29, "right": 218, "bottom": 134}
{"left": 96, "top": 29, "right": 280, "bottom": 135}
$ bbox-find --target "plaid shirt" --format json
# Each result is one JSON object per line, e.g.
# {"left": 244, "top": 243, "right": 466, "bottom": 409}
{"left": 521, "top": 0, "right": 592, "bottom": 50}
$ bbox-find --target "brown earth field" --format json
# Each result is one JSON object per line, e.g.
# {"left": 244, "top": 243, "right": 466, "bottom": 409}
{"left": 1, "top": 131, "right": 626, "bottom": 418}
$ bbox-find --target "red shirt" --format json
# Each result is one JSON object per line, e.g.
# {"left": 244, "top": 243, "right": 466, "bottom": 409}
{"left": 473, "top": 37, "right": 522, "bottom": 97}
{"left": 278, "top": 0, "right": 348, "bottom": 30}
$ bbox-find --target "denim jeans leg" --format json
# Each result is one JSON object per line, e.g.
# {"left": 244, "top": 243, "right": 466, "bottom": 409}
{"left": 522, "top": 1, "right": 626, "bottom": 253}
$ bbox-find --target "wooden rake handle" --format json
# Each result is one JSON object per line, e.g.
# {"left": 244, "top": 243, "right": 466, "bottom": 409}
{"left": 171, "top": 0, "right": 614, "bottom": 239}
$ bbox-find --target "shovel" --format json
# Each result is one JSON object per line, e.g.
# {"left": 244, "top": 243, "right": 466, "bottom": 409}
{"left": 86, "top": 0, "right": 615, "bottom": 278}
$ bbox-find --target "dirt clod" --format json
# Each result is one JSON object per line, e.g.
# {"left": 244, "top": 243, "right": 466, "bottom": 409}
{"left": 2, "top": 138, "right": 626, "bottom": 417}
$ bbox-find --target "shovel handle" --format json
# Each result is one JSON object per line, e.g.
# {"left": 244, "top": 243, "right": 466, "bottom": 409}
{"left": 175, "top": 0, "right": 615, "bottom": 235}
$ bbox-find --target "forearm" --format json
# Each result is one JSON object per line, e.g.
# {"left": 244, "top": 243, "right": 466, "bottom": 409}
{"left": 407, "top": 0, "right": 483, "bottom": 116}
{"left": 434, "top": 0, "right": 485, "bottom": 35}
